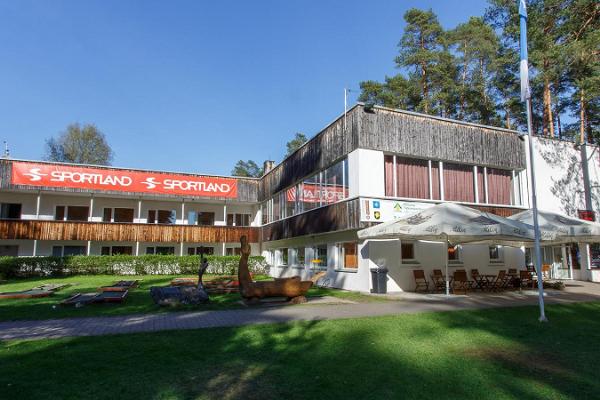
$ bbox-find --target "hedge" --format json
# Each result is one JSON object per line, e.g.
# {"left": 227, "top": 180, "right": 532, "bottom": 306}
{"left": 0, "top": 255, "right": 268, "bottom": 279}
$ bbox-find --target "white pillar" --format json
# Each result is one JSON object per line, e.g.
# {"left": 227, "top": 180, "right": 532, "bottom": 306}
{"left": 35, "top": 192, "right": 41, "bottom": 219}
{"left": 179, "top": 242, "right": 184, "bottom": 256}
{"left": 473, "top": 166, "right": 479, "bottom": 203}
{"left": 428, "top": 160, "right": 433, "bottom": 200}
{"left": 87, "top": 240, "right": 92, "bottom": 256}
{"left": 483, "top": 167, "right": 489, "bottom": 204}
{"left": 392, "top": 156, "right": 397, "bottom": 197}
{"left": 137, "top": 199, "right": 142, "bottom": 223}
{"left": 33, "top": 240, "right": 38, "bottom": 257}
{"left": 439, "top": 161, "right": 444, "bottom": 201}
{"left": 135, "top": 241, "right": 140, "bottom": 256}
{"left": 88, "top": 196, "right": 94, "bottom": 222}
{"left": 223, "top": 203, "right": 228, "bottom": 226}
{"left": 579, "top": 243, "right": 592, "bottom": 281}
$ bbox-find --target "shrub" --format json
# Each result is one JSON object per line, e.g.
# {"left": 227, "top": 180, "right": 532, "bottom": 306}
{"left": 0, "top": 255, "right": 268, "bottom": 278}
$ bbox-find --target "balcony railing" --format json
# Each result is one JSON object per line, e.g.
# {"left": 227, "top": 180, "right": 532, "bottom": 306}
{"left": 0, "top": 220, "right": 259, "bottom": 243}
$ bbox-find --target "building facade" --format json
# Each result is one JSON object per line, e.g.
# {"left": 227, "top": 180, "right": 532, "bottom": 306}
{"left": 2, "top": 104, "right": 599, "bottom": 290}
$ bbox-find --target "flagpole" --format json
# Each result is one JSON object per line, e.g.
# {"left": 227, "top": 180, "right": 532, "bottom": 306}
{"left": 519, "top": 0, "right": 547, "bottom": 322}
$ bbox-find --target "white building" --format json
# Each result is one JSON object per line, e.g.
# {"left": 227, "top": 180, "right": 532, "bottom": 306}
{"left": 2, "top": 104, "right": 598, "bottom": 290}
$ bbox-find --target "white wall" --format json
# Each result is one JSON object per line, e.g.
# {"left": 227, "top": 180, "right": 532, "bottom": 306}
{"left": 527, "top": 136, "right": 600, "bottom": 216}
{"left": 0, "top": 192, "right": 39, "bottom": 219}
{"left": 348, "top": 149, "right": 385, "bottom": 198}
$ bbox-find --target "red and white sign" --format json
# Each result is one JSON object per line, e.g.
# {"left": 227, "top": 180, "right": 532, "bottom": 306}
{"left": 286, "top": 183, "right": 347, "bottom": 204}
{"left": 11, "top": 161, "right": 238, "bottom": 198}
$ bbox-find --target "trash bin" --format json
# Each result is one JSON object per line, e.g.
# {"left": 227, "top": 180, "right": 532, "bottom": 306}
{"left": 370, "top": 267, "right": 388, "bottom": 294}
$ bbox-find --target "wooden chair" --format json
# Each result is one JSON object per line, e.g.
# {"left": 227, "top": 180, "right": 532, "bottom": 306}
{"left": 413, "top": 270, "right": 429, "bottom": 293}
{"left": 470, "top": 269, "right": 486, "bottom": 290}
{"left": 541, "top": 264, "right": 551, "bottom": 280}
{"left": 491, "top": 270, "right": 510, "bottom": 291}
{"left": 507, "top": 268, "right": 518, "bottom": 288}
{"left": 431, "top": 269, "right": 446, "bottom": 292}
{"left": 452, "top": 270, "right": 469, "bottom": 295}
{"left": 519, "top": 270, "right": 534, "bottom": 290}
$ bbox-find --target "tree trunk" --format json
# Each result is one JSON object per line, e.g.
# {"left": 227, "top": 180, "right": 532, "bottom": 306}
{"left": 505, "top": 106, "right": 511, "bottom": 129}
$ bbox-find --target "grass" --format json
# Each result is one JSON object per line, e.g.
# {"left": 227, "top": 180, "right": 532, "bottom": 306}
{"left": 1, "top": 302, "right": 600, "bottom": 400}
{"left": 0, "top": 275, "right": 383, "bottom": 322}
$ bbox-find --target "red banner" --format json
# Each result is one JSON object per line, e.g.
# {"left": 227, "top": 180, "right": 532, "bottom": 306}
{"left": 11, "top": 162, "right": 238, "bottom": 198}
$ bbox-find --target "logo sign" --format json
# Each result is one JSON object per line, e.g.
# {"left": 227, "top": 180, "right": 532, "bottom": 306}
{"left": 11, "top": 161, "right": 238, "bottom": 198}
{"left": 286, "top": 183, "right": 347, "bottom": 204}
{"left": 578, "top": 210, "right": 596, "bottom": 222}
{"left": 360, "top": 198, "right": 434, "bottom": 222}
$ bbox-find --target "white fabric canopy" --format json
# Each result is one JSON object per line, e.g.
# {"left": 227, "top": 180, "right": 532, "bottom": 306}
{"left": 357, "top": 203, "right": 535, "bottom": 295}
{"left": 509, "top": 209, "right": 600, "bottom": 245}
{"left": 358, "top": 202, "right": 535, "bottom": 245}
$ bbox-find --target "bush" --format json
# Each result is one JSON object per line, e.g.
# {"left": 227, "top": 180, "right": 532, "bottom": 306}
{"left": 0, "top": 255, "right": 268, "bottom": 278}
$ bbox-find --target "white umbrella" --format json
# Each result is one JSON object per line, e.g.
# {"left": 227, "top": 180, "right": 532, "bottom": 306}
{"left": 358, "top": 203, "right": 535, "bottom": 295}
{"left": 509, "top": 209, "right": 600, "bottom": 245}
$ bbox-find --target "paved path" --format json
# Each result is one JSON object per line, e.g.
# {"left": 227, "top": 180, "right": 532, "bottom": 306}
{"left": 1, "top": 283, "right": 599, "bottom": 341}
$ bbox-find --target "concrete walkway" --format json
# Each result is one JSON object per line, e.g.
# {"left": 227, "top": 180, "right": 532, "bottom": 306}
{"left": 1, "top": 282, "right": 599, "bottom": 341}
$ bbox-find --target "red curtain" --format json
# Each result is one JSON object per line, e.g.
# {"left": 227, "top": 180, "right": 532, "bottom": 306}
{"left": 384, "top": 155, "right": 395, "bottom": 196}
{"left": 443, "top": 163, "right": 475, "bottom": 202}
{"left": 487, "top": 168, "right": 512, "bottom": 205}
{"left": 396, "top": 157, "right": 430, "bottom": 199}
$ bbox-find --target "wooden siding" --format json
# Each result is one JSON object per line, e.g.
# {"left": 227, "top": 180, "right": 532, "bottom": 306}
{"left": 260, "top": 105, "right": 526, "bottom": 200}
{"left": 259, "top": 111, "right": 360, "bottom": 200}
{"left": 261, "top": 198, "right": 361, "bottom": 242}
{"left": 358, "top": 107, "right": 526, "bottom": 171}
{"left": 0, "top": 220, "right": 259, "bottom": 243}
{"left": 0, "top": 159, "right": 259, "bottom": 203}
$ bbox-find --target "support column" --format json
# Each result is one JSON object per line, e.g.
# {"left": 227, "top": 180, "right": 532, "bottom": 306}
{"left": 483, "top": 167, "right": 489, "bottom": 203}
{"left": 35, "top": 191, "right": 41, "bottom": 219}
{"left": 439, "top": 161, "right": 444, "bottom": 201}
{"left": 33, "top": 240, "right": 38, "bottom": 257}
{"left": 428, "top": 160, "right": 433, "bottom": 200}
{"left": 88, "top": 195, "right": 94, "bottom": 222}
{"left": 135, "top": 242, "right": 140, "bottom": 256}
{"left": 87, "top": 240, "right": 92, "bottom": 256}
{"left": 137, "top": 198, "right": 142, "bottom": 223}
{"left": 579, "top": 243, "right": 592, "bottom": 281}
{"left": 473, "top": 166, "right": 479, "bottom": 203}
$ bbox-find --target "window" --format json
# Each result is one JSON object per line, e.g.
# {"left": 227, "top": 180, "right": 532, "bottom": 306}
{"left": 401, "top": 241, "right": 415, "bottom": 261}
{"left": 312, "top": 245, "right": 328, "bottom": 269}
{"left": 103, "top": 208, "right": 134, "bottom": 223}
{"left": 55, "top": 206, "right": 89, "bottom": 221}
{"left": 102, "top": 246, "right": 133, "bottom": 255}
{"left": 187, "top": 246, "right": 215, "bottom": 256}
{"left": 338, "top": 242, "right": 358, "bottom": 269}
{"left": 448, "top": 245, "right": 461, "bottom": 262}
{"left": 148, "top": 209, "right": 176, "bottom": 224}
{"left": 227, "top": 213, "right": 251, "bottom": 226}
{"left": 0, "top": 245, "right": 18, "bottom": 256}
{"left": 489, "top": 246, "right": 503, "bottom": 263}
{"left": 487, "top": 168, "right": 512, "bottom": 205}
{"left": 146, "top": 246, "right": 175, "bottom": 255}
{"left": 322, "top": 160, "right": 346, "bottom": 205}
{"left": 0, "top": 203, "right": 21, "bottom": 219}
{"left": 291, "top": 247, "right": 305, "bottom": 266}
{"left": 52, "top": 246, "right": 86, "bottom": 257}
{"left": 226, "top": 247, "right": 241, "bottom": 256}
{"left": 443, "top": 163, "right": 475, "bottom": 202}
{"left": 188, "top": 211, "right": 210, "bottom": 225}
{"left": 301, "top": 174, "right": 321, "bottom": 211}
{"left": 279, "top": 248, "right": 289, "bottom": 266}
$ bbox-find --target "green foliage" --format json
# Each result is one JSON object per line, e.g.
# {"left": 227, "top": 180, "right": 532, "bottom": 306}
{"left": 0, "top": 255, "right": 268, "bottom": 278}
{"left": 231, "top": 160, "right": 263, "bottom": 177}
{"left": 285, "top": 132, "right": 308, "bottom": 157}
{"left": 44, "top": 123, "right": 114, "bottom": 165}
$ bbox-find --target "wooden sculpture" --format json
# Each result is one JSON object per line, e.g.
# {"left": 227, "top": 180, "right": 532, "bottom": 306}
{"left": 238, "top": 236, "right": 325, "bottom": 304}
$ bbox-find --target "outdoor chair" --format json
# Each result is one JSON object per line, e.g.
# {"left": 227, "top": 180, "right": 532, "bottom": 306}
{"left": 431, "top": 269, "right": 446, "bottom": 292}
{"left": 519, "top": 270, "right": 534, "bottom": 290}
{"left": 491, "top": 270, "right": 510, "bottom": 291}
{"left": 470, "top": 269, "right": 487, "bottom": 290}
{"left": 507, "top": 268, "right": 518, "bottom": 288}
{"left": 452, "top": 270, "right": 469, "bottom": 295}
{"left": 413, "top": 270, "right": 429, "bottom": 293}
{"left": 542, "top": 264, "right": 551, "bottom": 280}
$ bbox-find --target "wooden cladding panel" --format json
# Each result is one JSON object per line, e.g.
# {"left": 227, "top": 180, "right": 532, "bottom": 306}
{"left": 0, "top": 220, "right": 258, "bottom": 243}
{"left": 261, "top": 198, "right": 361, "bottom": 242}
{"left": 358, "top": 108, "right": 526, "bottom": 170}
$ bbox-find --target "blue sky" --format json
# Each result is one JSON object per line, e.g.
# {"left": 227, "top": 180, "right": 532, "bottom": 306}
{"left": 0, "top": 0, "right": 489, "bottom": 175}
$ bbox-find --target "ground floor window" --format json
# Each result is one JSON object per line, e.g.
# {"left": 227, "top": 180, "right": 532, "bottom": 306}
{"left": 400, "top": 241, "right": 415, "bottom": 262}
{"left": 226, "top": 247, "right": 241, "bottom": 256}
{"left": 0, "top": 245, "right": 18, "bottom": 256}
{"left": 448, "top": 244, "right": 461, "bottom": 262}
{"left": 101, "top": 246, "right": 133, "bottom": 255}
{"left": 590, "top": 244, "right": 600, "bottom": 268}
{"left": 53, "top": 245, "right": 86, "bottom": 257}
{"left": 187, "top": 246, "right": 215, "bottom": 256}
{"left": 489, "top": 245, "right": 503, "bottom": 263}
{"left": 146, "top": 246, "right": 175, "bottom": 255}
{"left": 277, "top": 248, "right": 289, "bottom": 266}
{"left": 312, "top": 245, "right": 328, "bottom": 269}
{"left": 337, "top": 242, "right": 358, "bottom": 269}
{"left": 290, "top": 247, "right": 305, "bottom": 267}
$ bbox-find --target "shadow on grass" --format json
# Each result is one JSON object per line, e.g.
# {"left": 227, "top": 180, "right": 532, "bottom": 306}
{"left": 1, "top": 302, "right": 600, "bottom": 400}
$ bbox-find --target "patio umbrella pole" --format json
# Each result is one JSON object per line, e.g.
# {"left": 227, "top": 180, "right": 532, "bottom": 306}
{"left": 445, "top": 235, "right": 450, "bottom": 296}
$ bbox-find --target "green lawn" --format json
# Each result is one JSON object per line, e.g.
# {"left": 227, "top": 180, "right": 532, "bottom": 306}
{"left": 1, "top": 302, "right": 599, "bottom": 399}
{"left": 0, "top": 275, "right": 383, "bottom": 321}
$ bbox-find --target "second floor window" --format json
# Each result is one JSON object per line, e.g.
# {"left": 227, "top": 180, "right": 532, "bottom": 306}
{"left": 55, "top": 205, "right": 89, "bottom": 221}
{"left": 103, "top": 208, "right": 134, "bottom": 223}
{"left": 0, "top": 203, "right": 21, "bottom": 219}
{"left": 187, "top": 211, "right": 215, "bottom": 226}
{"left": 148, "top": 209, "right": 176, "bottom": 224}
{"left": 227, "top": 213, "right": 251, "bottom": 226}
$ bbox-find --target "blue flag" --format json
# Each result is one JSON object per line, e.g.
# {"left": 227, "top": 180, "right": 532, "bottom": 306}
{"left": 519, "top": 0, "right": 530, "bottom": 101}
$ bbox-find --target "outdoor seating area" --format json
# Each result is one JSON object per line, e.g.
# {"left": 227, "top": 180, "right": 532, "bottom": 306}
{"left": 412, "top": 268, "right": 549, "bottom": 294}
